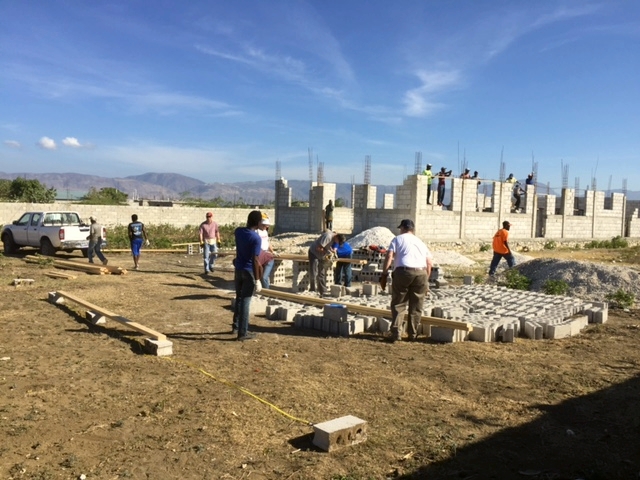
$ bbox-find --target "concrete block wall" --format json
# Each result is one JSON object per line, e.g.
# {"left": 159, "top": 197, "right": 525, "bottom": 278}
{"left": 627, "top": 204, "right": 640, "bottom": 237}
{"left": 383, "top": 194, "right": 394, "bottom": 209}
{"left": 0, "top": 201, "right": 274, "bottom": 229}
{"left": 275, "top": 207, "right": 311, "bottom": 233}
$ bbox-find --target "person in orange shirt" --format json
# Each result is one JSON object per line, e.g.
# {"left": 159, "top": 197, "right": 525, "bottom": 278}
{"left": 489, "top": 221, "right": 516, "bottom": 276}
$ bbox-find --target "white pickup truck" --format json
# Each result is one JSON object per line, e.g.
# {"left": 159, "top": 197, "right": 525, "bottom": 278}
{"left": 1, "top": 211, "right": 103, "bottom": 256}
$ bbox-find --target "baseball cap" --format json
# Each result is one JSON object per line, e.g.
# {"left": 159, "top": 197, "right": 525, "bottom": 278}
{"left": 206, "top": 212, "right": 213, "bottom": 217}
{"left": 502, "top": 221, "right": 511, "bottom": 227}
{"left": 426, "top": 163, "right": 432, "bottom": 168}
{"left": 398, "top": 219, "right": 415, "bottom": 230}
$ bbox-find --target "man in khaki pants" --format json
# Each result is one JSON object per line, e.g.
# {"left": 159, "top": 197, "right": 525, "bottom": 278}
{"left": 380, "top": 219, "right": 433, "bottom": 342}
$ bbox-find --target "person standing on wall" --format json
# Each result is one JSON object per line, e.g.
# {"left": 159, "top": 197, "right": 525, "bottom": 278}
{"left": 324, "top": 200, "right": 334, "bottom": 231}
{"left": 128, "top": 214, "right": 149, "bottom": 271}
{"left": 308, "top": 229, "right": 339, "bottom": 296}
{"left": 333, "top": 233, "right": 353, "bottom": 287}
{"left": 199, "top": 211, "right": 221, "bottom": 275}
{"left": 258, "top": 213, "right": 277, "bottom": 288}
{"left": 460, "top": 168, "right": 471, "bottom": 179}
{"left": 232, "top": 210, "right": 263, "bottom": 341}
{"left": 437, "top": 167, "right": 452, "bottom": 206}
{"left": 488, "top": 221, "right": 516, "bottom": 276}
{"left": 379, "top": 219, "right": 433, "bottom": 342}
{"left": 86, "top": 216, "right": 108, "bottom": 266}
{"left": 422, "top": 163, "right": 434, "bottom": 204}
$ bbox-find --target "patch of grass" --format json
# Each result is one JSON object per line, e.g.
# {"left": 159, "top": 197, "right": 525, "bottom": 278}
{"left": 584, "top": 236, "right": 629, "bottom": 249}
{"left": 501, "top": 269, "right": 531, "bottom": 291}
{"left": 606, "top": 289, "right": 635, "bottom": 309}
{"left": 544, "top": 240, "right": 557, "bottom": 250}
{"left": 105, "top": 223, "right": 242, "bottom": 250}
{"left": 543, "top": 279, "right": 569, "bottom": 296}
{"left": 479, "top": 244, "right": 490, "bottom": 252}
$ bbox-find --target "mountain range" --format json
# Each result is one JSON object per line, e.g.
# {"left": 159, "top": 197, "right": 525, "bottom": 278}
{"left": 0, "top": 172, "right": 397, "bottom": 205}
{"left": 2, "top": 172, "right": 638, "bottom": 204}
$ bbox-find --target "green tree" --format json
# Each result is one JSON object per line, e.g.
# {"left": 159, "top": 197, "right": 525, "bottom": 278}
{"left": 80, "top": 187, "right": 128, "bottom": 204}
{"left": 335, "top": 198, "right": 346, "bottom": 207}
{"left": 0, "top": 179, "right": 11, "bottom": 199}
{"left": 8, "top": 177, "right": 57, "bottom": 203}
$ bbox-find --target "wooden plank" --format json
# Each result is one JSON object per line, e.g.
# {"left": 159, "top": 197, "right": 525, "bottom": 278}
{"left": 102, "top": 248, "right": 184, "bottom": 253}
{"left": 258, "top": 289, "right": 472, "bottom": 331}
{"left": 55, "top": 290, "right": 167, "bottom": 341}
{"left": 44, "top": 271, "right": 77, "bottom": 279}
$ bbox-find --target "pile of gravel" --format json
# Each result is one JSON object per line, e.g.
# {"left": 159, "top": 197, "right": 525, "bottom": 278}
{"left": 516, "top": 258, "right": 640, "bottom": 302}
{"left": 348, "top": 226, "right": 396, "bottom": 249}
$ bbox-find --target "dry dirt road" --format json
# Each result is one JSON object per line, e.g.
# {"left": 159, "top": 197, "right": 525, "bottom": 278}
{"left": 1, "top": 250, "right": 639, "bottom": 480}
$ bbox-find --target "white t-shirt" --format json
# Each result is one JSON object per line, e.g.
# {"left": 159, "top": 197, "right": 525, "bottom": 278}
{"left": 388, "top": 233, "right": 432, "bottom": 268}
{"left": 258, "top": 228, "right": 270, "bottom": 251}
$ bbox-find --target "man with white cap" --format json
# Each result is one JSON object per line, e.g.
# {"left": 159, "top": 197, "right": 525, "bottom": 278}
{"left": 380, "top": 219, "right": 433, "bottom": 342}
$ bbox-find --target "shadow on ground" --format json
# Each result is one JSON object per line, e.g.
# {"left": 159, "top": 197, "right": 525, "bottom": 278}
{"left": 398, "top": 374, "right": 640, "bottom": 479}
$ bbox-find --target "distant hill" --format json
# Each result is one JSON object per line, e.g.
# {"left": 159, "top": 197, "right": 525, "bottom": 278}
{"left": 0, "top": 172, "right": 397, "bottom": 205}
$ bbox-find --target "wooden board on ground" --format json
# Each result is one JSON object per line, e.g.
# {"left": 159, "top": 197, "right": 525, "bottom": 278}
{"left": 44, "top": 271, "right": 78, "bottom": 280}
{"left": 258, "top": 289, "right": 472, "bottom": 331}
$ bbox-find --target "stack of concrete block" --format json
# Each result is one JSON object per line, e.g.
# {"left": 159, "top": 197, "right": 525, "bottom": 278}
{"left": 291, "top": 260, "right": 334, "bottom": 292}
{"left": 268, "top": 258, "right": 288, "bottom": 286}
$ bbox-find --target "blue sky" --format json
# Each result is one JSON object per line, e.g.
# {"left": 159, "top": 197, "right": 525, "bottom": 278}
{"left": 1, "top": 0, "right": 638, "bottom": 190}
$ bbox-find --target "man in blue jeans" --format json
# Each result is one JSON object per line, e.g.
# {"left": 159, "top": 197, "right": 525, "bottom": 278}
{"left": 333, "top": 234, "right": 353, "bottom": 287}
{"left": 232, "top": 210, "right": 263, "bottom": 341}
{"left": 199, "top": 211, "right": 221, "bottom": 274}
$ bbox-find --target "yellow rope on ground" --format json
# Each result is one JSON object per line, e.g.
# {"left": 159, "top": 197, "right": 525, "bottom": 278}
{"left": 163, "top": 357, "right": 314, "bottom": 426}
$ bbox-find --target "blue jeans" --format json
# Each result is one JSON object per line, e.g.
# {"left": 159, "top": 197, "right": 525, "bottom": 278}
{"left": 88, "top": 239, "right": 106, "bottom": 263}
{"left": 489, "top": 252, "right": 516, "bottom": 275}
{"left": 203, "top": 243, "right": 218, "bottom": 273}
{"left": 334, "top": 261, "right": 352, "bottom": 287}
{"left": 262, "top": 259, "right": 275, "bottom": 289}
{"left": 233, "top": 269, "right": 256, "bottom": 337}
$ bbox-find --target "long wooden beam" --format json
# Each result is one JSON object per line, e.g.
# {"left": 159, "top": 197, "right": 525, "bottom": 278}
{"left": 258, "top": 289, "right": 472, "bottom": 331}
{"left": 53, "top": 290, "right": 167, "bottom": 341}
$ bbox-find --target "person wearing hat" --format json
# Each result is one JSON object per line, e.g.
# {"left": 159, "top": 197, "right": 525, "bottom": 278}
{"left": 488, "top": 220, "right": 516, "bottom": 276}
{"left": 86, "top": 216, "right": 108, "bottom": 266}
{"left": 460, "top": 168, "right": 471, "bottom": 179}
{"left": 437, "top": 167, "right": 452, "bottom": 206}
{"left": 199, "top": 211, "right": 221, "bottom": 275}
{"left": 379, "top": 219, "right": 433, "bottom": 342}
{"left": 257, "top": 213, "right": 277, "bottom": 288}
{"left": 421, "top": 164, "right": 434, "bottom": 205}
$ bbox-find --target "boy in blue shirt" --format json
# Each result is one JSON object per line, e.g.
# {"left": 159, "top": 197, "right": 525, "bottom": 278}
{"left": 333, "top": 234, "right": 353, "bottom": 287}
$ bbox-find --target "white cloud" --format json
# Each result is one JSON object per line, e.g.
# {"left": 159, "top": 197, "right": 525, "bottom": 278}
{"left": 37, "top": 136, "right": 56, "bottom": 150}
{"left": 403, "top": 70, "right": 460, "bottom": 117}
{"left": 62, "top": 137, "right": 83, "bottom": 148}
{"left": 4, "top": 140, "right": 21, "bottom": 148}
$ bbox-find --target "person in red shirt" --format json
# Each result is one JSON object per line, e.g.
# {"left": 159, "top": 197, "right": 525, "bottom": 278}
{"left": 489, "top": 221, "right": 516, "bottom": 276}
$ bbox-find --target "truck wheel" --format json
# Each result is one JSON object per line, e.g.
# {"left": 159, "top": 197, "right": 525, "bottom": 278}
{"left": 2, "top": 232, "right": 18, "bottom": 254}
{"left": 40, "top": 238, "right": 56, "bottom": 256}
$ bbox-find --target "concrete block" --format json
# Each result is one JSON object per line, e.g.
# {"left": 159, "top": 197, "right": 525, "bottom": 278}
{"left": 85, "top": 310, "right": 107, "bottom": 325}
{"left": 250, "top": 298, "right": 268, "bottom": 315}
{"left": 294, "top": 314, "right": 304, "bottom": 328}
{"left": 430, "top": 326, "right": 460, "bottom": 343}
{"left": 469, "top": 324, "right": 492, "bottom": 342}
{"left": 302, "top": 315, "right": 314, "bottom": 329}
{"left": 312, "top": 415, "right": 367, "bottom": 452}
{"left": 144, "top": 338, "right": 173, "bottom": 356}
{"left": 323, "top": 304, "right": 348, "bottom": 322}
{"left": 330, "top": 285, "right": 345, "bottom": 297}
{"left": 378, "top": 317, "right": 391, "bottom": 333}
{"left": 338, "top": 320, "right": 355, "bottom": 337}
{"left": 278, "top": 307, "right": 298, "bottom": 322}
{"left": 502, "top": 326, "right": 515, "bottom": 343}
{"left": 265, "top": 305, "right": 279, "bottom": 319}
{"left": 362, "top": 283, "right": 379, "bottom": 296}
{"left": 463, "top": 275, "right": 474, "bottom": 285}
{"left": 569, "top": 315, "right": 589, "bottom": 335}
{"left": 48, "top": 291, "right": 65, "bottom": 304}
{"left": 546, "top": 322, "right": 572, "bottom": 339}
{"left": 313, "top": 315, "right": 323, "bottom": 331}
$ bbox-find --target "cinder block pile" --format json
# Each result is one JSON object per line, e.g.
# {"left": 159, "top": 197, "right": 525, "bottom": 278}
{"left": 244, "top": 283, "right": 608, "bottom": 343}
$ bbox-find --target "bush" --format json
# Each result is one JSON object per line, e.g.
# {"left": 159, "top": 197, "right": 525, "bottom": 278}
{"left": 543, "top": 279, "right": 569, "bottom": 296}
{"left": 606, "top": 289, "right": 635, "bottom": 309}
{"left": 584, "top": 236, "right": 629, "bottom": 249}
{"left": 543, "top": 240, "right": 557, "bottom": 250}
{"left": 502, "top": 269, "right": 531, "bottom": 291}
{"left": 479, "top": 244, "right": 490, "bottom": 252}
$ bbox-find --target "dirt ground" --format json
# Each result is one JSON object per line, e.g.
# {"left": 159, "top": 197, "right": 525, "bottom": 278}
{"left": 1, "top": 248, "right": 640, "bottom": 480}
